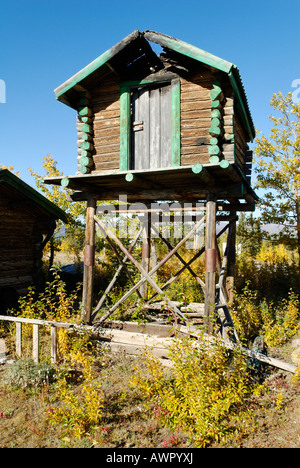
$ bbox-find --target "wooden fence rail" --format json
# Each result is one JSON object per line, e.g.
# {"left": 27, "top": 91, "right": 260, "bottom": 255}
{"left": 0, "top": 315, "right": 296, "bottom": 373}
{"left": 0, "top": 315, "right": 72, "bottom": 364}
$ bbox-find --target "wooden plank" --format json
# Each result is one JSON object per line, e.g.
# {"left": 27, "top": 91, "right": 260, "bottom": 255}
{"left": 16, "top": 322, "right": 22, "bottom": 358}
{"left": 0, "top": 316, "right": 72, "bottom": 327}
{"left": 171, "top": 79, "right": 180, "bottom": 167}
{"left": 149, "top": 86, "right": 161, "bottom": 169}
{"left": 204, "top": 197, "right": 217, "bottom": 333}
{"left": 81, "top": 197, "right": 97, "bottom": 323}
{"left": 51, "top": 325, "right": 57, "bottom": 364}
{"left": 161, "top": 84, "right": 172, "bottom": 167}
{"left": 32, "top": 324, "right": 39, "bottom": 364}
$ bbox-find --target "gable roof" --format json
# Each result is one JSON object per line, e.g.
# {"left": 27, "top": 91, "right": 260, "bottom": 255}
{"left": 0, "top": 169, "right": 68, "bottom": 223}
{"left": 54, "top": 29, "right": 255, "bottom": 141}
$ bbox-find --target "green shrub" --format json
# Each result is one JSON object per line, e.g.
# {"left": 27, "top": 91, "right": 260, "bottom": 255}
{"left": 1, "top": 358, "right": 56, "bottom": 389}
{"left": 132, "top": 337, "right": 253, "bottom": 447}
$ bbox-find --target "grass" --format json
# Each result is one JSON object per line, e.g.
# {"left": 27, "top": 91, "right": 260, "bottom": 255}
{"left": 0, "top": 337, "right": 299, "bottom": 448}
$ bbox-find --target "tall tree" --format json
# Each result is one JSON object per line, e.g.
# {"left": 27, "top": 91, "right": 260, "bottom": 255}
{"left": 254, "top": 92, "right": 300, "bottom": 266}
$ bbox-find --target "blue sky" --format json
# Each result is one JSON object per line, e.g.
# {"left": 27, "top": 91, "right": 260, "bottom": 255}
{"left": 0, "top": 0, "right": 299, "bottom": 187}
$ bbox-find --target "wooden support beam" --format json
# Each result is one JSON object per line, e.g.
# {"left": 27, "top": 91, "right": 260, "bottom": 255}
{"left": 141, "top": 213, "right": 151, "bottom": 299}
{"left": 16, "top": 322, "right": 22, "bottom": 358}
{"left": 51, "top": 325, "right": 57, "bottom": 364}
{"left": 33, "top": 324, "right": 39, "bottom": 364}
{"left": 219, "top": 160, "right": 240, "bottom": 182}
{"left": 204, "top": 196, "right": 217, "bottom": 333}
{"left": 94, "top": 216, "right": 189, "bottom": 323}
{"left": 150, "top": 223, "right": 202, "bottom": 287}
{"left": 95, "top": 215, "right": 206, "bottom": 323}
{"left": 81, "top": 197, "right": 97, "bottom": 324}
{"left": 192, "top": 164, "right": 214, "bottom": 184}
{"left": 147, "top": 221, "right": 231, "bottom": 305}
{"left": 226, "top": 218, "right": 236, "bottom": 303}
{"left": 92, "top": 227, "right": 143, "bottom": 321}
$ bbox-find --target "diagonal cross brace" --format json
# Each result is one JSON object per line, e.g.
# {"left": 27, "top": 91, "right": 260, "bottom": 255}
{"left": 91, "top": 226, "right": 143, "bottom": 320}
{"left": 94, "top": 214, "right": 206, "bottom": 324}
{"left": 146, "top": 220, "right": 233, "bottom": 304}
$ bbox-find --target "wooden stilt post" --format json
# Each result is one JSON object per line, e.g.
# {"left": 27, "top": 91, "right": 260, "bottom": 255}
{"left": 204, "top": 195, "right": 217, "bottom": 334}
{"left": 16, "top": 322, "right": 22, "bottom": 358}
{"left": 226, "top": 217, "right": 236, "bottom": 303}
{"left": 82, "top": 196, "right": 97, "bottom": 324}
{"left": 33, "top": 324, "right": 39, "bottom": 364}
{"left": 51, "top": 325, "right": 57, "bottom": 364}
{"left": 140, "top": 213, "right": 151, "bottom": 299}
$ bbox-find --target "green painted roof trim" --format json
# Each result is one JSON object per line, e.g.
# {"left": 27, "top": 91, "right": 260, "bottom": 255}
{"left": 55, "top": 30, "right": 140, "bottom": 101}
{"left": 143, "top": 30, "right": 233, "bottom": 74}
{"left": 54, "top": 29, "right": 255, "bottom": 141}
{"left": 144, "top": 31, "right": 255, "bottom": 141}
{"left": 0, "top": 170, "right": 68, "bottom": 223}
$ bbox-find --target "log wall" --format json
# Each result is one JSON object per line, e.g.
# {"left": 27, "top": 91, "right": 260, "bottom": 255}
{"left": 0, "top": 197, "right": 43, "bottom": 295}
{"left": 88, "top": 70, "right": 249, "bottom": 176}
{"left": 180, "top": 72, "right": 212, "bottom": 166}
{"left": 92, "top": 75, "right": 120, "bottom": 172}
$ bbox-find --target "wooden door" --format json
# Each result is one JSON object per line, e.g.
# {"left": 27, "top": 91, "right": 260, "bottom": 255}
{"left": 131, "top": 83, "right": 172, "bottom": 170}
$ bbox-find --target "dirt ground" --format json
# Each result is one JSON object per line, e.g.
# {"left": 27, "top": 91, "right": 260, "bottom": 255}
{"left": 0, "top": 346, "right": 299, "bottom": 449}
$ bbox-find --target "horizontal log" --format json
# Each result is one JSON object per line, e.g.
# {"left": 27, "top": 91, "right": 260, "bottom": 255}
{"left": 76, "top": 122, "right": 93, "bottom": 134}
{"left": 210, "top": 85, "right": 223, "bottom": 102}
{"left": 77, "top": 132, "right": 93, "bottom": 142}
{"left": 79, "top": 96, "right": 91, "bottom": 106}
{"left": 78, "top": 165, "right": 91, "bottom": 174}
{"left": 211, "top": 99, "right": 222, "bottom": 109}
{"left": 78, "top": 106, "right": 93, "bottom": 117}
{"left": 219, "top": 160, "right": 240, "bottom": 181}
{"left": 191, "top": 163, "right": 214, "bottom": 183}
{"left": 224, "top": 133, "right": 234, "bottom": 142}
{"left": 94, "top": 109, "right": 120, "bottom": 120}
{"left": 77, "top": 149, "right": 92, "bottom": 158}
{"left": 208, "top": 145, "right": 221, "bottom": 156}
{"left": 211, "top": 109, "right": 222, "bottom": 119}
{"left": 77, "top": 116, "right": 93, "bottom": 125}
{"left": 209, "top": 125, "right": 222, "bottom": 137}
{"left": 209, "top": 155, "right": 220, "bottom": 164}
{"left": 181, "top": 100, "right": 211, "bottom": 111}
{"left": 210, "top": 137, "right": 218, "bottom": 145}
{"left": 80, "top": 141, "right": 94, "bottom": 151}
{"left": 223, "top": 105, "right": 234, "bottom": 116}
{"left": 78, "top": 155, "right": 94, "bottom": 167}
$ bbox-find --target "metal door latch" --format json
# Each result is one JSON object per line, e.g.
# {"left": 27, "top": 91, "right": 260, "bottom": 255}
{"left": 132, "top": 121, "right": 144, "bottom": 132}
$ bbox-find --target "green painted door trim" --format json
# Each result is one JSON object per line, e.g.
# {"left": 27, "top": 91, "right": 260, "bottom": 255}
{"left": 171, "top": 79, "right": 181, "bottom": 167}
{"left": 119, "top": 78, "right": 181, "bottom": 170}
{"left": 119, "top": 85, "right": 131, "bottom": 171}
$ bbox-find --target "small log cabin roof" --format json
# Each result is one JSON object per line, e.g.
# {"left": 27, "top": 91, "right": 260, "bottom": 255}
{"left": 55, "top": 29, "right": 255, "bottom": 142}
{"left": 0, "top": 169, "right": 67, "bottom": 225}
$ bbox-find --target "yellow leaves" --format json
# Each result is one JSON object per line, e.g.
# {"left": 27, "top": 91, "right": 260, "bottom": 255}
{"left": 29, "top": 153, "right": 86, "bottom": 226}
{"left": 0, "top": 165, "right": 20, "bottom": 177}
{"left": 46, "top": 332, "right": 104, "bottom": 441}
{"left": 257, "top": 243, "right": 291, "bottom": 264}
{"left": 132, "top": 338, "right": 252, "bottom": 447}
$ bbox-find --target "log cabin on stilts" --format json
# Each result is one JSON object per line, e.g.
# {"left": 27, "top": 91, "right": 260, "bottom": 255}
{"left": 44, "top": 30, "right": 258, "bottom": 344}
